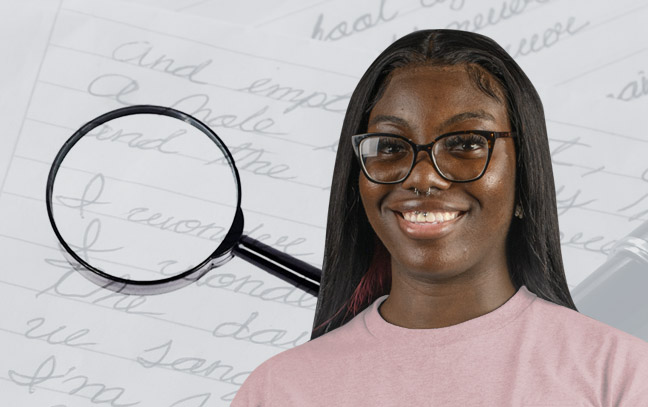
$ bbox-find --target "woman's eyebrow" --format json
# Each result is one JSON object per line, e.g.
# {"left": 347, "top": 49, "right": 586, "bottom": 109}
{"left": 367, "top": 114, "right": 410, "bottom": 129}
{"left": 368, "top": 110, "right": 496, "bottom": 130}
{"left": 440, "top": 110, "right": 496, "bottom": 128}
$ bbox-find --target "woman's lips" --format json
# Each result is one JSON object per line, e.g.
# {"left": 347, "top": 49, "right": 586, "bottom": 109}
{"left": 393, "top": 210, "right": 466, "bottom": 240}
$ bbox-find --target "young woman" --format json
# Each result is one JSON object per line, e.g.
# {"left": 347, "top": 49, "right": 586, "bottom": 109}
{"left": 231, "top": 29, "right": 648, "bottom": 406}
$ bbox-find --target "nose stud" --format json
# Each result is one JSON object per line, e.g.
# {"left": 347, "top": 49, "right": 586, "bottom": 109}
{"left": 413, "top": 187, "right": 432, "bottom": 197}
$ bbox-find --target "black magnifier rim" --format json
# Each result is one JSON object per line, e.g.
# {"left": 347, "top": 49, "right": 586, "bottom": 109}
{"left": 45, "top": 104, "right": 242, "bottom": 292}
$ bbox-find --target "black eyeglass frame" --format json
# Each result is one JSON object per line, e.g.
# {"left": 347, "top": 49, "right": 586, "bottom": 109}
{"left": 351, "top": 130, "right": 516, "bottom": 184}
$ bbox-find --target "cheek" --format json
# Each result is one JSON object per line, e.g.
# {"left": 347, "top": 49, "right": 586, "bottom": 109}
{"left": 358, "top": 172, "right": 376, "bottom": 220}
{"left": 475, "top": 148, "right": 517, "bottom": 214}
{"left": 358, "top": 172, "right": 392, "bottom": 232}
{"left": 358, "top": 172, "right": 371, "bottom": 208}
{"left": 359, "top": 175, "right": 381, "bottom": 215}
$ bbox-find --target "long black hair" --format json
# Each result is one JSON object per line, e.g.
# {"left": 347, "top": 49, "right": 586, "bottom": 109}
{"left": 310, "top": 29, "right": 576, "bottom": 341}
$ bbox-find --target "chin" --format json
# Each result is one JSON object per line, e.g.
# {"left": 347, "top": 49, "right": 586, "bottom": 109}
{"left": 394, "top": 258, "right": 463, "bottom": 279}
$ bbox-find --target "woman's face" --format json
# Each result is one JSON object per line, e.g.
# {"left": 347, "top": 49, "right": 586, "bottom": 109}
{"left": 359, "top": 65, "right": 517, "bottom": 280}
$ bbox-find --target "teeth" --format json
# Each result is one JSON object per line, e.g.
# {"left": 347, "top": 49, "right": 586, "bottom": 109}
{"left": 403, "top": 210, "right": 460, "bottom": 224}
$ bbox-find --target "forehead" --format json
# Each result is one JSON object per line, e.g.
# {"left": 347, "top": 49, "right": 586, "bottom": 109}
{"left": 369, "top": 65, "right": 509, "bottom": 132}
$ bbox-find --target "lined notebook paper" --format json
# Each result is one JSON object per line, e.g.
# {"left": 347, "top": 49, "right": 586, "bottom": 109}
{"left": 1, "top": 0, "right": 646, "bottom": 405}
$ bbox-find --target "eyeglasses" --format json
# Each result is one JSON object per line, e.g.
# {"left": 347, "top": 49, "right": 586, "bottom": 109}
{"left": 351, "top": 130, "right": 516, "bottom": 184}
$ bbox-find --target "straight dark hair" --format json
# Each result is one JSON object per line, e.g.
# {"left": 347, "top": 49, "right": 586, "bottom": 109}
{"left": 310, "top": 29, "right": 576, "bottom": 341}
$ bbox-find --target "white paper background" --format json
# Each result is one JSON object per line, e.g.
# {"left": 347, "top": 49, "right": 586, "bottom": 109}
{"left": 1, "top": 0, "right": 647, "bottom": 405}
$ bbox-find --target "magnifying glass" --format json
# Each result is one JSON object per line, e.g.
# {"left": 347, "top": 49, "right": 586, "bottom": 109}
{"left": 45, "top": 105, "right": 321, "bottom": 296}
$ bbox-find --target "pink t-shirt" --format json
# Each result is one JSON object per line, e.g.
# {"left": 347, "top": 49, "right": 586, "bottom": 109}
{"left": 231, "top": 285, "right": 648, "bottom": 406}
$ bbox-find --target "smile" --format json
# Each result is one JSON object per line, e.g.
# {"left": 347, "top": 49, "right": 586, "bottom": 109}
{"left": 394, "top": 210, "right": 466, "bottom": 239}
{"left": 402, "top": 210, "right": 460, "bottom": 224}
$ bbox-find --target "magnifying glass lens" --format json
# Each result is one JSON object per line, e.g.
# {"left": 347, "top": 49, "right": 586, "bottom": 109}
{"left": 51, "top": 113, "right": 238, "bottom": 281}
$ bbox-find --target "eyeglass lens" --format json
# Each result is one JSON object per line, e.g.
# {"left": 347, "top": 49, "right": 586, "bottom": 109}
{"left": 359, "top": 133, "right": 490, "bottom": 182}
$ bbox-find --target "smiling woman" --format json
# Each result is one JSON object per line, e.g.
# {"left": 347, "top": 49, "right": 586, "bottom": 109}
{"left": 314, "top": 28, "right": 568, "bottom": 336}
{"left": 357, "top": 64, "right": 520, "bottom": 329}
{"left": 231, "top": 29, "right": 648, "bottom": 406}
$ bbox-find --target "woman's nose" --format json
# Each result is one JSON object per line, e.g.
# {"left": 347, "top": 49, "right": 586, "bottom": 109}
{"left": 401, "top": 150, "right": 452, "bottom": 192}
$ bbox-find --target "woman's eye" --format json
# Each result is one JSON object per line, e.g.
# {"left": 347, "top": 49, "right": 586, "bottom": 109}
{"left": 377, "top": 140, "right": 406, "bottom": 154}
{"left": 443, "top": 134, "right": 487, "bottom": 152}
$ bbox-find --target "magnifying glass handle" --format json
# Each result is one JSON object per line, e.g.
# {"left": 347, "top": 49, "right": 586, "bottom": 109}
{"left": 232, "top": 236, "right": 321, "bottom": 297}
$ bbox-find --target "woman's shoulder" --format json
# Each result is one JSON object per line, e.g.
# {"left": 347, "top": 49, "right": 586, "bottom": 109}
{"left": 270, "top": 308, "right": 375, "bottom": 366}
{"left": 524, "top": 293, "right": 648, "bottom": 403}
{"left": 527, "top": 292, "right": 648, "bottom": 383}
{"left": 231, "top": 310, "right": 373, "bottom": 405}
{"left": 530, "top": 291, "right": 648, "bottom": 348}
